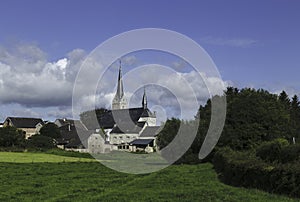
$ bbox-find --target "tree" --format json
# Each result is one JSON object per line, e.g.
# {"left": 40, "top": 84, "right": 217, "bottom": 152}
{"left": 156, "top": 118, "right": 181, "bottom": 150}
{"left": 290, "top": 95, "right": 300, "bottom": 139}
{"left": 39, "top": 123, "right": 61, "bottom": 139}
{"left": 0, "top": 127, "right": 25, "bottom": 147}
{"left": 279, "top": 90, "right": 290, "bottom": 110}
{"left": 27, "top": 135, "right": 55, "bottom": 150}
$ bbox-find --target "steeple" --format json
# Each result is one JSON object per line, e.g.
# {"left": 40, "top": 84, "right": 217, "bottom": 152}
{"left": 112, "top": 60, "right": 127, "bottom": 110}
{"left": 142, "top": 86, "right": 147, "bottom": 109}
{"left": 116, "top": 60, "right": 124, "bottom": 100}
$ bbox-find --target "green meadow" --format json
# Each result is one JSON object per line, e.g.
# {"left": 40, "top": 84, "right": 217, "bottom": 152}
{"left": 0, "top": 152, "right": 95, "bottom": 163}
{"left": 0, "top": 152, "right": 298, "bottom": 201}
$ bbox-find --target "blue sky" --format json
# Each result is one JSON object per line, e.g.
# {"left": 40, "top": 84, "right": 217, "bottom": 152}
{"left": 0, "top": 0, "right": 300, "bottom": 121}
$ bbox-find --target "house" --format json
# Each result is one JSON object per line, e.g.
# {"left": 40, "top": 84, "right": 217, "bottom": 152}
{"left": 3, "top": 117, "right": 44, "bottom": 139}
{"left": 83, "top": 62, "right": 159, "bottom": 152}
{"left": 0, "top": 122, "right": 3, "bottom": 128}
{"left": 129, "top": 126, "right": 161, "bottom": 153}
{"left": 54, "top": 118, "right": 92, "bottom": 152}
{"left": 88, "top": 133, "right": 111, "bottom": 154}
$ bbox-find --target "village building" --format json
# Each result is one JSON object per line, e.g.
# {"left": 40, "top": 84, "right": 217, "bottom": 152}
{"left": 3, "top": 117, "right": 44, "bottom": 139}
{"left": 86, "top": 62, "right": 160, "bottom": 153}
{"left": 54, "top": 118, "right": 92, "bottom": 152}
{"left": 129, "top": 126, "right": 161, "bottom": 153}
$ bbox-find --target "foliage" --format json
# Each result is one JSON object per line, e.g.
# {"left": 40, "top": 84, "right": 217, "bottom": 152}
{"left": 157, "top": 87, "right": 300, "bottom": 164}
{"left": 0, "top": 127, "right": 25, "bottom": 148}
{"left": 156, "top": 118, "right": 201, "bottom": 164}
{"left": 213, "top": 147, "right": 300, "bottom": 198}
{"left": 39, "top": 123, "right": 61, "bottom": 138}
{"left": 256, "top": 138, "right": 289, "bottom": 163}
{"left": 0, "top": 155, "right": 295, "bottom": 201}
{"left": 156, "top": 118, "right": 181, "bottom": 150}
{"left": 26, "top": 135, "right": 56, "bottom": 150}
{"left": 256, "top": 141, "right": 300, "bottom": 164}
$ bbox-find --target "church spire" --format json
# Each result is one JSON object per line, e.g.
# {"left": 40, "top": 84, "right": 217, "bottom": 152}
{"left": 116, "top": 60, "right": 124, "bottom": 99}
{"left": 142, "top": 86, "right": 147, "bottom": 109}
{"left": 112, "top": 60, "right": 127, "bottom": 110}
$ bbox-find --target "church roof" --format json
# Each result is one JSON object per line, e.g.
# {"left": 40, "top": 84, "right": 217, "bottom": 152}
{"left": 111, "top": 121, "right": 145, "bottom": 134}
{"left": 140, "top": 108, "right": 156, "bottom": 118}
{"left": 139, "top": 126, "right": 161, "bottom": 137}
{"left": 83, "top": 107, "right": 154, "bottom": 130}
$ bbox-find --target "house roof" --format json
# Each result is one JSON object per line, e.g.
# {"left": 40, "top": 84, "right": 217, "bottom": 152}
{"left": 82, "top": 107, "right": 155, "bottom": 130}
{"left": 129, "top": 139, "right": 154, "bottom": 146}
{"left": 5, "top": 117, "right": 43, "bottom": 128}
{"left": 55, "top": 119, "right": 88, "bottom": 130}
{"left": 139, "top": 126, "right": 161, "bottom": 137}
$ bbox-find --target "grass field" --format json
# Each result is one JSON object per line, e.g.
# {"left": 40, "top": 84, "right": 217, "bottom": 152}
{"left": 0, "top": 152, "right": 95, "bottom": 163}
{"left": 0, "top": 152, "right": 298, "bottom": 202}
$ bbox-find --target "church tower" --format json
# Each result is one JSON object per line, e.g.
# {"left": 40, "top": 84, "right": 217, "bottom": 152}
{"left": 112, "top": 61, "right": 128, "bottom": 110}
{"left": 138, "top": 87, "right": 157, "bottom": 126}
{"left": 142, "top": 87, "right": 147, "bottom": 109}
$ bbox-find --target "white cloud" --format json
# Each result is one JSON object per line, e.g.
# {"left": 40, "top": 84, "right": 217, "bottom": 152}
{"left": 0, "top": 43, "right": 230, "bottom": 121}
{"left": 0, "top": 44, "right": 87, "bottom": 107}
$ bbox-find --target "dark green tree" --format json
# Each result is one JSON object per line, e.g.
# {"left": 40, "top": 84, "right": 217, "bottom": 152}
{"left": 0, "top": 127, "right": 25, "bottom": 147}
{"left": 27, "top": 135, "right": 55, "bottom": 150}
{"left": 290, "top": 95, "right": 300, "bottom": 139}
{"left": 40, "top": 123, "right": 61, "bottom": 139}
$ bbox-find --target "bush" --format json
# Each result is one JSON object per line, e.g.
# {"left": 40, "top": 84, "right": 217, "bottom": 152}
{"left": 256, "top": 138, "right": 289, "bottom": 163}
{"left": 278, "top": 144, "right": 300, "bottom": 163}
{"left": 212, "top": 147, "right": 300, "bottom": 198}
{"left": 27, "top": 135, "right": 55, "bottom": 150}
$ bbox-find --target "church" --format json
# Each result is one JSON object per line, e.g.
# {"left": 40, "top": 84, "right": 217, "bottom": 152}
{"left": 87, "top": 62, "right": 161, "bottom": 153}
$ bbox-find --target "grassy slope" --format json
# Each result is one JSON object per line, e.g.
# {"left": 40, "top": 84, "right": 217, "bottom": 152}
{"left": 0, "top": 152, "right": 298, "bottom": 201}
{"left": 0, "top": 152, "right": 95, "bottom": 163}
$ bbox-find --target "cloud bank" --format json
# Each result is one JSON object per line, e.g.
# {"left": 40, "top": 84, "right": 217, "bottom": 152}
{"left": 0, "top": 43, "right": 229, "bottom": 121}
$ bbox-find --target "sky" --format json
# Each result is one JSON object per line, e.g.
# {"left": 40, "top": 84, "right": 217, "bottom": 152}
{"left": 0, "top": 0, "right": 300, "bottom": 122}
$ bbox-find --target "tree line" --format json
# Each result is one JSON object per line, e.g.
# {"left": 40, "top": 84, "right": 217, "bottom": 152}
{"left": 156, "top": 87, "right": 300, "bottom": 163}
{"left": 0, "top": 123, "right": 61, "bottom": 151}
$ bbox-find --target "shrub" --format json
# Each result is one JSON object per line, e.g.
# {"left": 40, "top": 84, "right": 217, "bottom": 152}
{"left": 212, "top": 147, "right": 300, "bottom": 198}
{"left": 256, "top": 138, "right": 289, "bottom": 163}
{"left": 26, "top": 135, "right": 55, "bottom": 150}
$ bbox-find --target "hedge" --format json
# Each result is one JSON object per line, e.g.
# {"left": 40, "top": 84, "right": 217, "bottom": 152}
{"left": 212, "top": 147, "right": 300, "bottom": 198}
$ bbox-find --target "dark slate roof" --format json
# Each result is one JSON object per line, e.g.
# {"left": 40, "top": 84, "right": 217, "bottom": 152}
{"left": 110, "top": 122, "right": 145, "bottom": 134}
{"left": 6, "top": 117, "right": 43, "bottom": 128}
{"left": 82, "top": 107, "right": 154, "bottom": 130}
{"left": 57, "top": 122, "right": 93, "bottom": 148}
{"left": 140, "top": 108, "right": 155, "bottom": 118}
{"left": 129, "top": 139, "right": 154, "bottom": 146}
{"left": 139, "top": 126, "right": 161, "bottom": 137}
{"left": 55, "top": 118, "right": 73, "bottom": 126}
{"left": 56, "top": 119, "right": 88, "bottom": 130}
